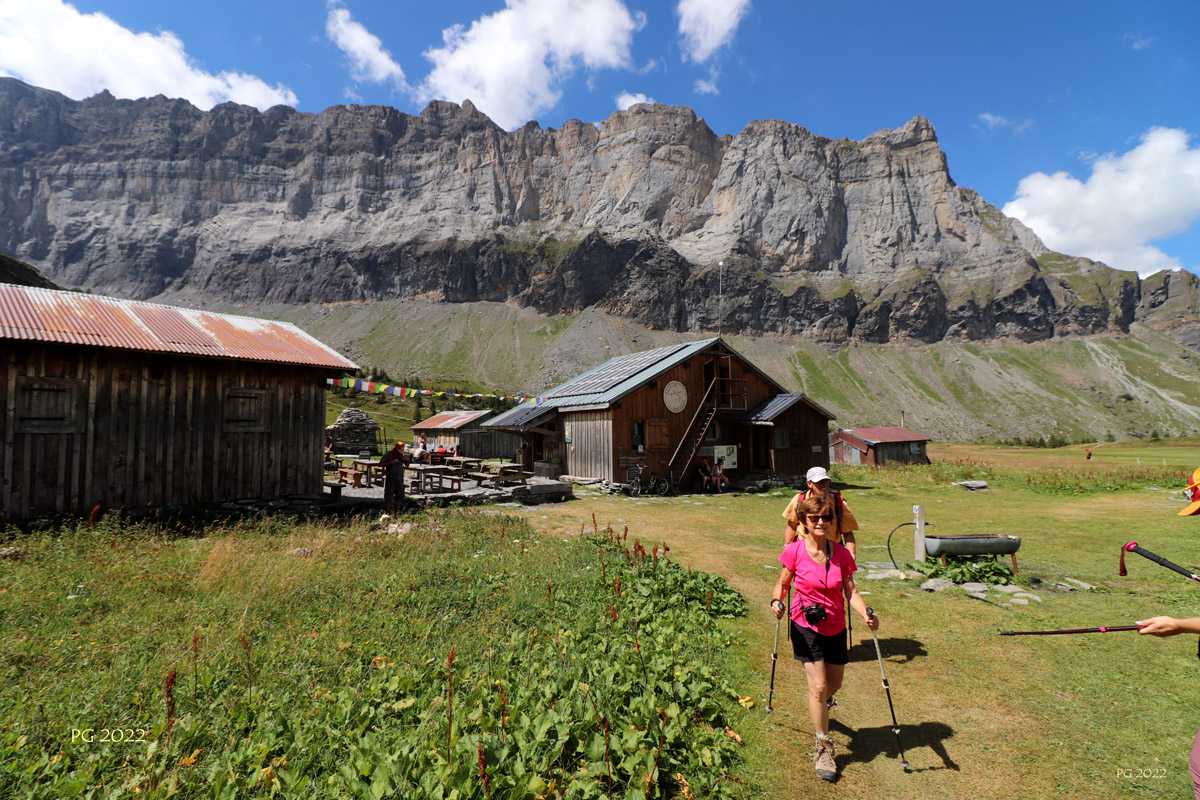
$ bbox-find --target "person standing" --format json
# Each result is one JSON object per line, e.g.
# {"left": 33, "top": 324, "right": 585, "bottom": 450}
{"left": 379, "top": 441, "right": 409, "bottom": 514}
{"left": 771, "top": 493, "right": 877, "bottom": 782}
{"left": 1137, "top": 616, "right": 1200, "bottom": 797}
{"left": 783, "top": 466, "right": 859, "bottom": 559}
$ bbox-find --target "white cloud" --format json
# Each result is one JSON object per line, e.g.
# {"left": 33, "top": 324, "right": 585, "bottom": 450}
{"left": 1003, "top": 127, "right": 1200, "bottom": 277}
{"left": 0, "top": 0, "right": 297, "bottom": 110}
{"left": 325, "top": 3, "right": 406, "bottom": 89}
{"left": 417, "top": 0, "right": 642, "bottom": 130}
{"left": 615, "top": 91, "right": 654, "bottom": 110}
{"left": 677, "top": 0, "right": 751, "bottom": 63}
{"left": 693, "top": 78, "right": 718, "bottom": 95}
{"left": 975, "top": 112, "right": 1032, "bottom": 135}
{"left": 1123, "top": 33, "right": 1153, "bottom": 51}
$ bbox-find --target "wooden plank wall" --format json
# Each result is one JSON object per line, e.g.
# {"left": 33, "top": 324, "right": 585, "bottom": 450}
{"left": 769, "top": 403, "right": 833, "bottom": 476}
{"left": 420, "top": 428, "right": 511, "bottom": 459}
{"left": 608, "top": 351, "right": 777, "bottom": 483}
{"left": 1, "top": 343, "right": 332, "bottom": 520}
{"left": 563, "top": 411, "right": 612, "bottom": 480}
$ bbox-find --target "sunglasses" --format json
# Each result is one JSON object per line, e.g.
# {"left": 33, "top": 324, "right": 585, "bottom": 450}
{"left": 805, "top": 513, "right": 834, "bottom": 523}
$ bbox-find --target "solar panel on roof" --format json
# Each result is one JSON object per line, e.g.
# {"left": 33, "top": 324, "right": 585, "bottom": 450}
{"left": 547, "top": 343, "right": 690, "bottom": 398}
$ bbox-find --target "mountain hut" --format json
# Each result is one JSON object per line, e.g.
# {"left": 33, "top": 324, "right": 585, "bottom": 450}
{"left": 410, "top": 410, "right": 510, "bottom": 458}
{"left": 829, "top": 426, "right": 931, "bottom": 466}
{"left": 482, "top": 338, "right": 834, "bottom": 484}
{"left": 0, "top": 284, "right": 356, "bottom": 521}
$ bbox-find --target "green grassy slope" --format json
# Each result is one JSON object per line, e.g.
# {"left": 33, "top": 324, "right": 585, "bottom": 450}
{"left": 254, "top": 299, "right": 1200, "bottom": 443}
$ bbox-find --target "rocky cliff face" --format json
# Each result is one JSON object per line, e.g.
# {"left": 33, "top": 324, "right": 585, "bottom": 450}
{"left": 1, "top": 77, "right": 1196, "bottom": 346}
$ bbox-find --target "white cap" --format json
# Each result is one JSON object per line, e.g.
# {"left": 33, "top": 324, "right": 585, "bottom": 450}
{"left": 806, "top": 466, "right": 830, "bottom": 483}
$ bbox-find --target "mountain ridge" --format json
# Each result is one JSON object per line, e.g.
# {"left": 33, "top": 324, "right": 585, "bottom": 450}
{"left": 2, "top": 76, "right": 1197, "bottom": 349}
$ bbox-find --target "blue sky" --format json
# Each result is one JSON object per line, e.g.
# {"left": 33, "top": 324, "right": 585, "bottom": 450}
{"left": 2, "top": 0, "right": 1198, "bottom": 277}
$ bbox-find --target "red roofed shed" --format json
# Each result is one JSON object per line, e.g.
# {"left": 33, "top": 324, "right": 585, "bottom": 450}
{"left": 410, "top": 410, "right": 510, "bottom": 459}
{"left": 830, "top": 426, "right": 931, "bottom": 466}
{"left": 1, "top": 284, "right": 357, "bottom": 520}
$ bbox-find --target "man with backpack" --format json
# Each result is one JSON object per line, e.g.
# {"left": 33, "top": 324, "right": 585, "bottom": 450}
{"left": 782, "top": 467, "right": 859, "bottom": 559}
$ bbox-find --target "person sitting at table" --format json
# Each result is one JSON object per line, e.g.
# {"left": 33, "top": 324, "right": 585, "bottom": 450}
{"left": 411, "top": 439, "right": 427, "bottom": 464}
{"left": 435, "top": 444, "right": 448, "bottom": 453}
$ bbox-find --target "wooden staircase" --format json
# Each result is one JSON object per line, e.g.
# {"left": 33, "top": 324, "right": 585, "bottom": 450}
{"left": 667, "top": 385, "right": 718, "bottom": 488}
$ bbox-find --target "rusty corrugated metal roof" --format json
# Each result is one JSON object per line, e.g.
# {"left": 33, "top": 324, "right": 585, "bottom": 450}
{"left": 0, "top": 283, "right": 357, "bottom": 370}
{"left": 411, "top": 410, "right": 495, "bottom": 430}
{"left": 838, "top": 426, "right": 931, "bottom": 444}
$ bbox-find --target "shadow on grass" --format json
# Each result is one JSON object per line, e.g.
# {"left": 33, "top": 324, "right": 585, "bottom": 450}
{"left": 846, "top": 636, "right": 927, "bottom": 664}
{"left": 831, "top": 718, "right": 960, "bottom": 774}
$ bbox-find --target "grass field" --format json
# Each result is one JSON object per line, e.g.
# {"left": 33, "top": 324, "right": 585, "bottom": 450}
{"left": 0, "top": 514, "right": 751, "bottom": 798}
{"left": 3, "top": 444, "right": 1199, "bottom": 798}
{"left": 501, "top": 447, "right": 1200, "bottom": 799}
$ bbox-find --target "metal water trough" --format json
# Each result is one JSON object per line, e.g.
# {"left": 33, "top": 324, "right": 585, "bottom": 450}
{"left": 925, "top": 534, "right": 1022, "bottom": 572}
{"left": 886, "top": 520, "right": 1023, "bottom": 573}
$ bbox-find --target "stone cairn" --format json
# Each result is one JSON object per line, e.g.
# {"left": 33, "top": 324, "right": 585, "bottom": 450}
{"left": 326, "top": 406, "right": 382, "bottom": 455}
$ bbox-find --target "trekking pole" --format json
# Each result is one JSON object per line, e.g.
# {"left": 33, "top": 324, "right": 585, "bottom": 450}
{"left": 999, "top": 625, "right": 1141, "bottom": 636}
{"left": 846, "top": 597, "right": 852, "bottom": 645}
{"left": 865, "top": 608, "right": 909, "bottom": 770}
{"left": 766, "top": 610, "right": 781, "bottom": 713}
{"left": 1119, "top": 541, "right": 1200, "bottom": 659}
{"left": 1119, "top": 541, "right": 1200, "bottom": 583}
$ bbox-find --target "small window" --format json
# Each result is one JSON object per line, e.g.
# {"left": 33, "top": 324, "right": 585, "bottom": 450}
{"left": 15, "top": 377, "right": 84, "bottom": 432}
{"left": 705, "top": 421, "right": 719, "bottom": 441}
{"left": 224, "top": 387, "right": 269, "bottom": 432}
{"left": 773, "top": 428, "right": 790, "bottom": 449}
{"left": 631, "top": 420, "right": 645, "bottom": 452}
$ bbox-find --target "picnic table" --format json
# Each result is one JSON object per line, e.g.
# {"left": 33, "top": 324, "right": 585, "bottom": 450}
{"left": 408, "top": 464, "right": 462, "bottom": 493}
{"left": 469, "top": 462, "right": 532, "bottom": 487}
{"left": 445, "top": 456, "right": 482, "bottom": 475}
{"left": 353, "top": 459, "right": 385, "bottom": 486}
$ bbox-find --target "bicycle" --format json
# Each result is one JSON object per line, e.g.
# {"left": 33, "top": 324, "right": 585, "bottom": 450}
{"left": 627, "top": 464, "right": 671, "bottom": 497}
{"left": 626, "top": 464, "right": 645, "bottom": 497}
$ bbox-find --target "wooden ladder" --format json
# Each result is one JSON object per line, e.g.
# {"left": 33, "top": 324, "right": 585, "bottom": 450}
{"left": 667, "top": 383, "right": 718, "bottom": 488}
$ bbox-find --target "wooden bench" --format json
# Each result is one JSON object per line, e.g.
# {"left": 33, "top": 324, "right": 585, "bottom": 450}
{"left": 322, "top": 481, "right": 343, "bottom": 500}
{"left": 337, "top": 468, "right": 365, "bottom": 488}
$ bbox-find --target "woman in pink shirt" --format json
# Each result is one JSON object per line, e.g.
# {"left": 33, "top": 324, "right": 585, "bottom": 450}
{"left": 771, "top": 493, "right": 877, "bottom": 782}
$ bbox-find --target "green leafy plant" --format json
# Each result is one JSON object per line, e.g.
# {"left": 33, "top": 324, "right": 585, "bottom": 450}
{"left": 906, "top": 555, "right": 1015, "bottom": 585}
{"left": 0, "top": 514, "right": 751, "bottom": 799}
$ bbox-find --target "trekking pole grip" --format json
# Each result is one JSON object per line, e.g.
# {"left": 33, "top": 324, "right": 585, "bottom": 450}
{"left": 1123, "top": 542, "right": 1200, "bottom": 582}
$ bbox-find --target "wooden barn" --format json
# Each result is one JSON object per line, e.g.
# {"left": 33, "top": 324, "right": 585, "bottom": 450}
{"left": 483, "top": 338, "right": 834, "bottom": 484}
{"left": 0, "top": 284, "right": 357, "bottom": 521}
{"left": 410, "top": 410, "right": 510, "bottom": 459}
{"left": 829, "top": 426, "right": 931, "bottom": 466}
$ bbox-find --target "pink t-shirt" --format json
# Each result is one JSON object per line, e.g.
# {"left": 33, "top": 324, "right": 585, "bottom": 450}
{"left": 778, "top": 540, "right": 857, "bottom": 636}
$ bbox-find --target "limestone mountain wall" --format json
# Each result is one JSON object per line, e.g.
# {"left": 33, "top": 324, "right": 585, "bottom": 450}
{"left": 1, "top": 77, "right": 1196, "bottom": 346}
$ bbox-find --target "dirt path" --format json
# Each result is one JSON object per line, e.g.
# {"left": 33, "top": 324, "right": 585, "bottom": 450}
{"left": 507, "top": 491, "right": 1092, "bottom": 800}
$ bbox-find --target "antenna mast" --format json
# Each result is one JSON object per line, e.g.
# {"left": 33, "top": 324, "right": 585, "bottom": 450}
{"left": 718, "top": 260, "right": 723, "bottom": 337}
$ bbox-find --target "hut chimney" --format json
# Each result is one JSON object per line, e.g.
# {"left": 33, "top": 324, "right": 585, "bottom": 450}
{"left": 900, "top": 410, "right": 905, "bottom": 428}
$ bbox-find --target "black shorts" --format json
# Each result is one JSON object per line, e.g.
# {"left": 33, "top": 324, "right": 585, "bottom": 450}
{"left": 790, "top": 619, "right": 848, "bottom": 665}
{"left": 384, "top": 474, "right": 405, "bottom": 503}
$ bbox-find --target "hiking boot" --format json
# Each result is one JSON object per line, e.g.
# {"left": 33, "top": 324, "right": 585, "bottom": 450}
{"left": 814, "top": 736, "right": 836, "bottom": 782}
